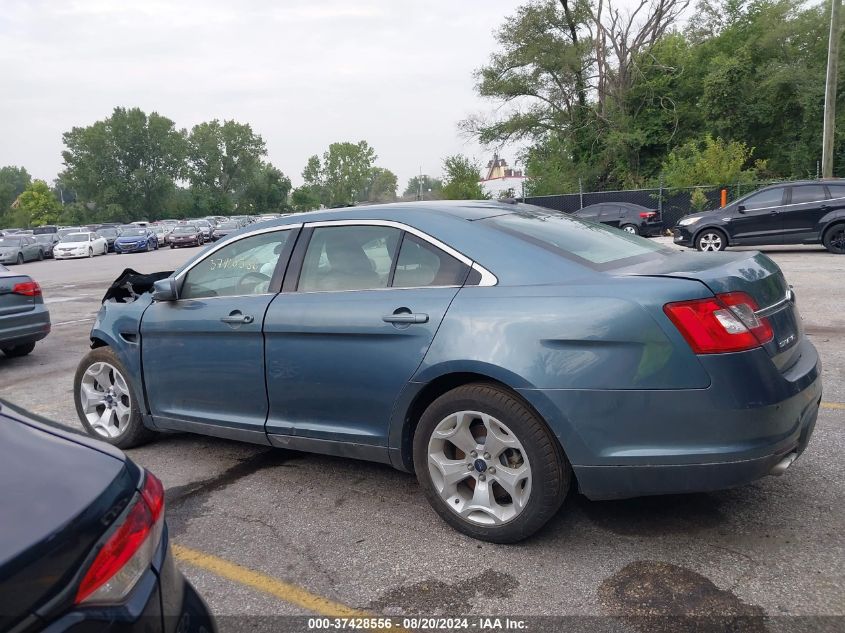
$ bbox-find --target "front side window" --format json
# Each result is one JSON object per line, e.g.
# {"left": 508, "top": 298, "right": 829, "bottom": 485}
{"left": 393, "top": 234, "right": 469, "bottom": 288}
{"left": 742, "top": 187, "right": 785, "bottom": 210}
{"left": 790, "top": 185, "right": 827, "bottom": 205}
{"left": 298, "top": 226, "right": 401, "bottom": 292}
{"left": 181, "top": 230, "right": 290, "bottom": 299}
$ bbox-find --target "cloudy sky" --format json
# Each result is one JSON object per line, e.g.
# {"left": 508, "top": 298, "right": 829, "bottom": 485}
{"left": 0, "top": 0, "right": 530, "bottom": 191}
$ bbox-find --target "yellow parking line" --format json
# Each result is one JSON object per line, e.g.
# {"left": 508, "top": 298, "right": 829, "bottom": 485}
{"left": 172, "top": 544, "right": 366, "bottom": 617}
{"left": 821, "top": 402, "right": 845, "bottom": 410}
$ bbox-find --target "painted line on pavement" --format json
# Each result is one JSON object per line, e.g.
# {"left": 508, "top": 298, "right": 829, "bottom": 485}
{"left": 172, "top": 544, "right": 368, "bottom": 617}
{"left": 52, "top": 317, "right": 96, "bottom": 326}
{"left": 821, "top": 402, "right": 845, "bottom": 410}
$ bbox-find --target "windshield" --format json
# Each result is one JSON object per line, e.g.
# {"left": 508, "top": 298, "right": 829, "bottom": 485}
{"left": 173, "top": 226, "right": 196, "bottom": 234}
{"left": 217, "top": 222, "right": 238, "bottom": 229}
{"left": 61, "top": 233, "right": 89, "bottom": 243}
{"left": 120, "top": 228, "right": 146, "bottom": 237}
{"left": 35, "top": 235, "right": 55, "bottom": 243}
{"left": 485, "top": 209, "right": 669, "bottom": 268}
{"left": 0, "top": 237, "right": 22, "bottom": 246}
{"left": 58, "top": 228, "right": 82, "bottom": 237}
{"left": 98, "top": 229, "right": 118, "bottom": 237}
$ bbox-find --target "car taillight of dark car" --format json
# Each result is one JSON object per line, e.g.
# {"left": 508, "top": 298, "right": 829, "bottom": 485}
{"left": 663, "top": 291, "right": 774, "bottom": 354}
{"left": 639, "top": 211, "right": 658, "bottom": 219}
{"left": 74, "top": 470, "right": 165, "bottom": 605}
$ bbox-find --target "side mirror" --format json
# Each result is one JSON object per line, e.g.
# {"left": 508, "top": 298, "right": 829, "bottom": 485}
{"left": 152, "top": 277, "right": 178, "bottom": 302}
{"left": 737, "top": 205, "right": 746, "bottom": 214}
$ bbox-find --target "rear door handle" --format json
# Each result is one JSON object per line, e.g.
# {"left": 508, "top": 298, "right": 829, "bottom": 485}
{"left": 382, "top": 313, "right": 429, "bottom": 324}
{"left": 820, "top": 205, "right": 830, "bottom": 212}
{"left": 221, "top": 312, "right": 254, "bottom": 325}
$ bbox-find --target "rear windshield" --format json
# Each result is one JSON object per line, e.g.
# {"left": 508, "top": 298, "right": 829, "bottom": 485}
{"left": 217, "top": 222, "right": 238, "bottom": 229}
{"left": 120, "top": 228, "right": 146, "bottom": 236}
{"left": 484, "top": 210, "right": 669, "bottom": 268}
{"left": 98, "top": 229, "right": 118, "bottom": 237}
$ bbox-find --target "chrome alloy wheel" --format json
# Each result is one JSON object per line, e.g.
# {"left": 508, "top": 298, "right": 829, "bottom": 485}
{"left": 623, "top": 225, "right": 637, "bottom": 234}
{"left": 698, "top": 232, "right": 723, "bottom": 251}
{"left": 79, "top": 362, "right": 132, "bottom": 438}
{"left": 427, "top": 410, "right": 531, "bottom": 525}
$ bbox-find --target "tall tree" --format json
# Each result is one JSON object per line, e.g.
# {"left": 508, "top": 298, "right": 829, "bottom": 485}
{"left": 186, "top": 120, "right": 267, "bottom": 213}
{"left": 363, "top": 167, "right": 398, "bottom": 203}
{"left": 301, "top": 141, "right": 378, "bottom": 207}
{"left": 441, "top": 155, "right": 489, "bottom": 200}
{"left": 61, "top": 107, "right": 186, "bottom": 219}
{"left": 236, "top": 163, "right": 292, "bottom": 213}
{"left": 403, "top": 175, "right": 443, "bottom": 199}
{"left": 15, "top": 180, "right": 62, "bottom": 227}
{"left": 0, "top": 166, "right": 31, "bottom": 227}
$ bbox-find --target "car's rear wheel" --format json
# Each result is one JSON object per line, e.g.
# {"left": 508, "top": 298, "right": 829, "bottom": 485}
{"left": 37, "top": 250, "right": 44, "bottom": 261}
{"left": 88, "top": 248, "right": 93, "bottom": 258}
{"left": 414, "top": 383, "right": 570, "bottom": 543}
{"left": 822, "top": 223, "right": 845, "bottom": 254}
{"left": 621, "top": 224, "right": 639, "bottom": 235}
{"left": 695, "top": 229, "right": 727, "bottom": 252}
{"left": 74, "top": 347, "right": 157, "bottom": 448}
{"left": 2, "top": 342, "right": 36, "bottom": 358}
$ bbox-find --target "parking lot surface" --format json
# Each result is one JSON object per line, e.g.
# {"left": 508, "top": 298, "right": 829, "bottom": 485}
{"left": 1, "top": 239, "right": 843, "bottom": 628}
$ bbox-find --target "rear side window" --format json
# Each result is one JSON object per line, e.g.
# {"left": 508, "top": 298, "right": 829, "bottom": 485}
{"left": 742, "top": 187, "right": 785, "bottom": 210}
{"left": 485, "top": 211, "right": 668, "bottom": 267}
{"left": 393, "top": 234, "right": 469, "bottom": 288}
{"left": 790, "top": 185, "right": 827, "bottom": 204}
{"left": 298, "top": 226, "right": 401, "bottom": 292}
{"left": 826, "top": 184, "right": 845, "bottom": 199}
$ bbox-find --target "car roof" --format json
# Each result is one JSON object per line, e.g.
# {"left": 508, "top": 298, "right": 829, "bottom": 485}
{"left": 579, "top": 202, "right": 650, "bottom": 211}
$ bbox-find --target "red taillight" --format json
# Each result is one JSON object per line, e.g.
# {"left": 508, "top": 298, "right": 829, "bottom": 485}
{"left": 12, "top": 281, "right": 41, "bottom": 296}
{"left": 639, "top": 211, "right": 657, "bottom": 219}
{"left": 75, "top": 471, "right": 165, "bottom": 605}
{"left": 664, "top": 291, "right": 773, "bottom": 354}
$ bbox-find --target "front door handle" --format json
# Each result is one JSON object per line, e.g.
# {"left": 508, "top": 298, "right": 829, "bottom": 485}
{"left": 221, "top": 311, "right": 254, "bottom": 325}
{"left": 382, "top": 312, "right": 429, "bottom": 324}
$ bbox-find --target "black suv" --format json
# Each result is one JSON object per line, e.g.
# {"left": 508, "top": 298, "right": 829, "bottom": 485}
{"left": 673, "top": 180, "right": 845, "bottom": 253}
{"left": 572, "top": 202, "right": 663, "bottom": 236}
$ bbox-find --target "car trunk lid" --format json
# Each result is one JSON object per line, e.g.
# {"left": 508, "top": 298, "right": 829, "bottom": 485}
{"left": 0, "top": 407, "right": 137, "bottom": 629}
{"left": 619, "top": 250, "right": 802, "bottom": 370}
{"left": 0, "top": 272, "right": 41, "bottom": 317}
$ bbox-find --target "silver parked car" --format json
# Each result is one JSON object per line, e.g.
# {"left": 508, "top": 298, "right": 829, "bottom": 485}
{"left": 0, "top": 236, "right": 44, "bottom": 265}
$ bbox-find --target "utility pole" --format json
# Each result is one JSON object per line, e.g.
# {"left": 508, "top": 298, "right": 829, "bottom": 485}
{"left": 418, "top": 167, "right": 423, "bottom": 201}
{"left": 822, "top": 0, "right": 842, "bottom": 178}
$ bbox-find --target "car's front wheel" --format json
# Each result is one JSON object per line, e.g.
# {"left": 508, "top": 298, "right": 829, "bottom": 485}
{"left": 822, "top": 223, "right": 845, "bottom": 254}
{"left": 74, "top": 347, "right": 157, "bottom": 448}
{"left": 414, "top": 383, "right": 570, "bottom": 543}
{"left": 695, "top": 229, "right": 727, "bottom": 252}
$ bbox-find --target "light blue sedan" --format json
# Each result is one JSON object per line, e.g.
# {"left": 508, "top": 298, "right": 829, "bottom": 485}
{"left": 73, "top": 201, "right": 821, "bottom": 542}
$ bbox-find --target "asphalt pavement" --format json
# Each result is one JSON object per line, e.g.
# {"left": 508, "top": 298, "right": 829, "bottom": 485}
{"left": 1, "top": 239, "right": 842, "bottom": 631}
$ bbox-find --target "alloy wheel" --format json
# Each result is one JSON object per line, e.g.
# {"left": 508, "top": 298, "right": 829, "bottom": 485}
{"left": 79, "top": 362, "right": 132, "bottom": 438}
{"left": 623, "top": 225, "right": 637, "bottom": 234}
{"left": 698, "top": 232, "right": 723, "bottom": 251}
{"left": 427, "top": 410, "right": 531, "bottom": 526}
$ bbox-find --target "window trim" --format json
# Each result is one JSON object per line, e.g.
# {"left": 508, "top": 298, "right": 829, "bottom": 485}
{"left": 173, "top": 224, "right": 301, "bottom": 300}
{"left": 297, "top": 219, "right": 497, "bottom": 288}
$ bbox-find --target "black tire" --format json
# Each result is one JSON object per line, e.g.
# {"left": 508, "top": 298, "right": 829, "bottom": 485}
{"left": 822, "top": 223, "right": 845, "bottom": 254}
{"left": 88, "top": 248, "right": 93, "bottom": 258}
{"left": 16, "top": 253, "right": 23, "bottom": 265}
{"left": 170, "top": 244, "right": 175, "bottom": 249}
{"left": 413, "top": 383, "right": 570, "bottom": 543}
{"left": 74, "top": 346, "right": 157, "bottom": 449}
{"left": 37, "top": 250, "right": 44, "bottom": 261}
{"left": 695, "top": 228, "right": 728, "bottom": 252}
{"left": 2, "top": 342, "right": 36, "bottom": 358}
{"left": 621, "top": 224, "right": 639, "bottom": 235}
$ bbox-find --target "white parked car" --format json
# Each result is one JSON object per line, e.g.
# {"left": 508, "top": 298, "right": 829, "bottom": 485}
{"left": 53, "top": 232, "right": 109, "bottom": 259}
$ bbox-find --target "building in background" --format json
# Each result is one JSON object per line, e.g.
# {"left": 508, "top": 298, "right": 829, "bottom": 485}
{"left": 479, "top": 153, "right": 527, "bottom": 198}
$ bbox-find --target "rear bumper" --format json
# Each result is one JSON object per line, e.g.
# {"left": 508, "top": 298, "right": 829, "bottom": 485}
{"left": 0, "top": 307, "right": 50, "bottom": 348}
{"left": 519, "top": 339, "right": 822, "bottom": 500}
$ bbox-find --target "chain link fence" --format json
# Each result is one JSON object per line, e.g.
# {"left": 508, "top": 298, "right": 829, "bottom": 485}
{"left": 519, "top": 180, "right": 804, "bottom": 228}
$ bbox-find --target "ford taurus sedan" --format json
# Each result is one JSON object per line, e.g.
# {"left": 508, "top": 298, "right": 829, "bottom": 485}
{"left": 73, "top": 201, "right": 821, "bottom": 543}
{"left": 0, "top": 400, "right": 215, "bottom": 632}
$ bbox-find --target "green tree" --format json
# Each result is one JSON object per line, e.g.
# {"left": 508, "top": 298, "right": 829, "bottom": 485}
{"left": 61, "top": 107, "right": 186, "bottom": 219}
{"left": 290, "top": 186, "right": 321, "bottom": 212}
{"left": 236, "top": 163, "right": 292, "bottom": 214}
{"left": 441, "top": 155, "right": 489, "bottom": 200}
{"left": 661, "top": 135, "right": 766, "bottom": 188}
{"left": 302, "top": 141, "right": 378, "bottom": 207}
{"left": 403, "top": 175, "right": 443, "bottom": 199}
{"left": 0, "top": 166, "right": 31, "bottom": 227}
{"left": 363, "top": 167, "right": 398, "bottom": 203}
{"left": 16, "top": 180, "right": 62, "bottom": 226}
{"left": 186, "top": 120, "right": 267, "bottom": 214}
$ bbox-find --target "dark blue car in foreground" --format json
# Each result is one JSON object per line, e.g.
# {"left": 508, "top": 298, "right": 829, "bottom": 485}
{"left": 73, "top": 201, "right": 821, "bottom": 542}
{"left": 0, "top": 401, "right": 215, "bottom": 632}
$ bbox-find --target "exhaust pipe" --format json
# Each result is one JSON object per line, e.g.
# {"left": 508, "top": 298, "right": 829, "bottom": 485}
{"left": 769, "top": 452, "right": 798, "bottom": 476}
